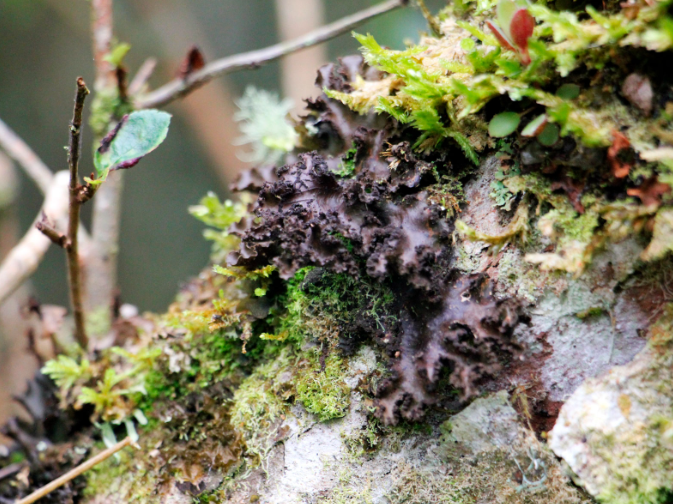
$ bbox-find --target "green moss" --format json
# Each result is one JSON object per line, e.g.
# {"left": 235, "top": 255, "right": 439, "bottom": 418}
{"left": 296, "top": 350, "right": 350, "bottom": 422}
{"left": 84, "top": 445, "right": 158, "bottom": 502}
{"left": 229, "top": 348, "right": 295, "bottom": 467}
{"left": 315, "top": 467, "right": 374, "bottom": 504}
{"left": 276, "top": 267, "right": 395, "bottom": 349}
{"left": 335, "top": 146, "right": 358, "bottom": 177}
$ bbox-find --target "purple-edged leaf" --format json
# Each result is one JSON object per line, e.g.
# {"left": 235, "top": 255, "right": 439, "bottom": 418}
{"left": 113, "top": 157, "right": 142, "bottom": 170}
{"left": 97, "top": 115, "right": 128, "bottom": 154}
{"left": 510, "top": 8, "right": 535, "bottom": 53}
{"left": 94, "top": 110, "right": 171, "bottom": 181}
{"left": 486, "top": 20, "right": 516, "bottom": 52}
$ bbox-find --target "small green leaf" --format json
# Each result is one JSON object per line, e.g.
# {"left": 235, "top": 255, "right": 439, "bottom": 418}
{"left": 488, "top": 111, "right": 521, "bottom": 137}
{"left": 94, "top": 110, "right": 171, "bottom": 181}
{"left": 556, "top": 83, "right": 580, "bottom": 100}
{"left": 104, "top": 42, "right": 131, "bottom": 67}
{"left": 521, "top": 114, "right": 547, "bottom": 137}
{"left": 538, "top": 123, "right": 559, "bottom": 146}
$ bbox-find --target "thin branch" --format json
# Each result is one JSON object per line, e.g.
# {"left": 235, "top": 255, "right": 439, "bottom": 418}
{"left": 66, "top": 78, "right": 90, "bottom": 349}
{"left": 0, "top": 462, "right": 24, "bottom": 482}
{"left": 0, "top": 172, "right": 70, "bottom": 306}
{"left": 0, "top": 118, "right": 53, "bottom": 194}
{"left": 416, "top": 0, "right": 442, "bottom": 36}
{"left": 136, "top": 0, "right": 410, "bottom": 109}
{"left": 127, "top": 57, "right": 158, "bottom": 96}
{"left": 15, "top": 437, "right": 137, "bottom": 504}
{"left": 35, "top": 218, "right": 68, "bottom": 248}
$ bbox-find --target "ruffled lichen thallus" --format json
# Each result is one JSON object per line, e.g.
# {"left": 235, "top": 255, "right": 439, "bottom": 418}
{"left": 22, "top": 0, "right": 673, "bottom": 501}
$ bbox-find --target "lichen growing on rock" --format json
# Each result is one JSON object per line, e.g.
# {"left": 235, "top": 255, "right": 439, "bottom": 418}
{"left": 549, "top": 304, "right": 673, "bottom": 504}
{"left": 4, "top": 0, "right": 673, "bottom": 502}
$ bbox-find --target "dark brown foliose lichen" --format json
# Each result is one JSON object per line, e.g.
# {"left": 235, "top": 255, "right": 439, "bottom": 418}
{"left": 229, "top": 56, "right": 524, "bottom": 425}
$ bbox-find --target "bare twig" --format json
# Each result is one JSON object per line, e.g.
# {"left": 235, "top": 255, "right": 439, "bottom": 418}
{"left": 0, "top": 118, "right": 53, "bottom": 194}
{"left": 416, "top": 0, "right": 442, "bottom": 36}
{"left": 136, "top": 0, "right": 410, "bottom": 109}
{"left": 0, "top": 462, "right": 24, "bottom": 482}
{"left": 66, "top": 78, "right": 90, "bottom": 349}
{"left": 35, "top": 219, "right": 68, "bottom": 248}
{"left": 127, "top": 57, "right": 158, "bottom": 96}
{"left": 15, "top": 437, "right": 137, "bottom": 504}
{"left": 0, "top": 171, "right": 70, "bottom": 306}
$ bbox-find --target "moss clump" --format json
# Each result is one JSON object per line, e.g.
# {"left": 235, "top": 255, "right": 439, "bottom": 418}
{"left": 296, "top": 350, "right": 351, "bottom": 421}
{"left": 229, "top": 347, "right": 296, "bottom": 467}
{"left": 277, "top": 267, "right": 396, "bottom": 351}
{"left": 84, "top": 446, "right": 159, "bottom": 503}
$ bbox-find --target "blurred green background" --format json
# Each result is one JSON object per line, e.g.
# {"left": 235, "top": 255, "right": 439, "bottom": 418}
{"left": 0, "top": 0, "right": 442, "bottom": 312}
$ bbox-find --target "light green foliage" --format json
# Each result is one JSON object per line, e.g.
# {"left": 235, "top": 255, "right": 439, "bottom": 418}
{"left": 189, "top": 192, "right": 249, "bottom": 259}
{"left": 214, "top": 264, "right": 276, "bottom": 297}
{"left": 330, "top": 0, "right": 672, "bottom": 156}
{"left": 42, "top": 345, "right": 161, "bottom": 423}
{"left": 42, "top": 354, "right": 91, "bottom": 398}
{"left": 234, "top": 86, "right": 298, "bottom": 164}
{"left": 92, "top": 110, "right": 171, "bottom": 183}
{"left": 327, "top": 33, "right": 478, "bottom": 164}
{"left": 488, "top": 111, "right": 520, "bottom": 138}
{"left": 296, "top": 350, "right": 350, "bottom": 421}
{"left": 103, "top": 42, "right": 131, "bottom": 66}
{"left": 490, "top": 165, "right": 520, "bottom": 211}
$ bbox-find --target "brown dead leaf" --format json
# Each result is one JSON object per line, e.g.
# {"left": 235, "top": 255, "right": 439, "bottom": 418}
{"left": 551, "top": 174, "right": 586, "bottom": 213}
{"left": 178, "top": 45, "right": 206, "bottom": 80}
{"left": 627, "top": 176, "right": 671, "bottom": 207}
{"left": 608, "top": 130, "right": 633, "bottom": 178}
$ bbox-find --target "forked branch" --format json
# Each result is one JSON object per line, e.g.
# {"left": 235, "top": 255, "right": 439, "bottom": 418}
{"left": 136, "top": 0, "right": 410, "bottom": 109}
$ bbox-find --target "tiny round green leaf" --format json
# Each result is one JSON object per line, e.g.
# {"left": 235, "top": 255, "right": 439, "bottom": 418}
{"left": 538, "top": 123, "right": 560, "bottom": 146}
{"left": 556, "top": 83, "right": 580, "bottom": 100}
{"left": 488, "top": 112, "right": 521, "bottom": 138}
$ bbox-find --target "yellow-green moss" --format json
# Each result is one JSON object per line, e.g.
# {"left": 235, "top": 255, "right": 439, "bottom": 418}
{"left": 296, "top": 350, "right": 351, "bottom": 422}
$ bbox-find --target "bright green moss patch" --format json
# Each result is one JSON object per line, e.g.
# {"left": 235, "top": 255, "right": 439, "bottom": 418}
{"left": 296, "top": 350, "right": 350, "bottom": 421}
